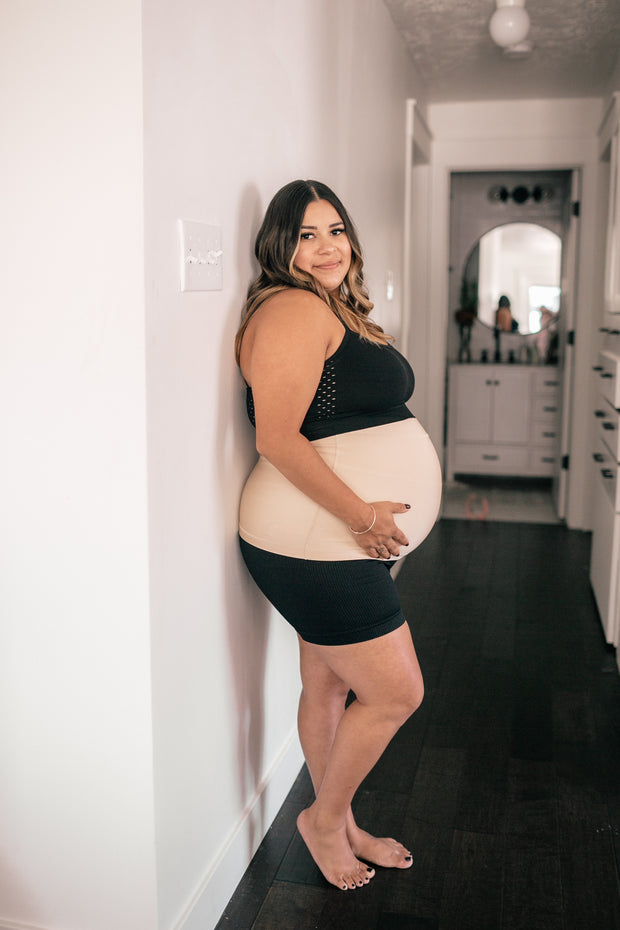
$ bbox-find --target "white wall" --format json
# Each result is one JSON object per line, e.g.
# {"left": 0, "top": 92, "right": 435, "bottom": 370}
{"left": 419, "top": 98, "right": 603, "bottom": 530}
{"left": 0, "top": 2, "right": 158, "bottom": 930}
{"left": 0, "top": 1, "right": 424, "bottom": 929}
{"left": 141, "top": 2, "right": 423, "bottom": 927}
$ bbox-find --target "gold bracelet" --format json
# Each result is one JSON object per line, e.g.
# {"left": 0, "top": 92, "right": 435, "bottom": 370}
{"left": 349, "top": 505, "right": 376, "bottom": 535}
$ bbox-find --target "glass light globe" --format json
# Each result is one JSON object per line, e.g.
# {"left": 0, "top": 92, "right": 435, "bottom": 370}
{"left": 489, "top": 6, "right": 530, "bottom": 47}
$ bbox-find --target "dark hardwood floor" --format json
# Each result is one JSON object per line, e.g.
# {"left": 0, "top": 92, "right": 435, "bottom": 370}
{"left": 216, "top": 520, "right": 620, "bottom": 930}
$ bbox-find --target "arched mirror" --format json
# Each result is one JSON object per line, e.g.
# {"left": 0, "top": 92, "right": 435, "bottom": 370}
{"left": 462, "top": 222, "right": 562, "bottom": 336}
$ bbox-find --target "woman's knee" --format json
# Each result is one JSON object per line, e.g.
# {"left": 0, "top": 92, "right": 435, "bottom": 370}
{"left": 299, "top": 645, "right": 350, "bottom": 705}
{"left": 405, "top": 676, "right": 424, "bottom": 715}
{"left": 398, "top": 681, "right": 424, "bottom": 720}
{"left": 377, "top": 673, "right": 424, "bottom": 724}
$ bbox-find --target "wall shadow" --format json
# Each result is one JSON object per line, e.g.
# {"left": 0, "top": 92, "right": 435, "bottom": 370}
{"left": 0, "top": 857, "right": 43, "bottom": 928}
{"left": 215, "top": 182, "right": 272, "bottom": 859}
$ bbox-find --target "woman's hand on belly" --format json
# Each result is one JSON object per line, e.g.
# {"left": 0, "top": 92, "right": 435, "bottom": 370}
{"left": 352, "top": 500, "right": 410, "bottom": 559}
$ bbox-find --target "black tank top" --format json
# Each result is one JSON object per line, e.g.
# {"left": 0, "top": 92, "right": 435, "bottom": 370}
{"left": 246, "top": 327, "right": 415, "bottom": 441}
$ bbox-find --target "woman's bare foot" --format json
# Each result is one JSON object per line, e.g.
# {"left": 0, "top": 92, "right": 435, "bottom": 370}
{"left": 297, "top": 808, "right": 375, "bottom": 891}
{"left": 346, "top": 818, "right": 413, "bottom": 870}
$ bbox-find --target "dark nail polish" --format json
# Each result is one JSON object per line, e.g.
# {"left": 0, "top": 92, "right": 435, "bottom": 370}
{"left": 405, "top": 855, "right": 412, "bottom": 861}
{"left": 405, "top": 503, "right": 411, "bottom": 509}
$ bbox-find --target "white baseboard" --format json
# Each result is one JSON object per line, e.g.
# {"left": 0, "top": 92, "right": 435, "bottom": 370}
{"left": 0, "top": 733, "right": 303, "bottom": 930}
{"left": 174, "top": 728, "right": 304, "bottom": 930}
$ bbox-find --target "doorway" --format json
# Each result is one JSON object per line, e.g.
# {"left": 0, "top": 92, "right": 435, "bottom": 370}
{"left": 443, "top": 170, "right": 577, "bottom": 524}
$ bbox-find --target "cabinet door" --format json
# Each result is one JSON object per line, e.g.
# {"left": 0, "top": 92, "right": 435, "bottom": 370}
{"left": 492, "top": 369, "right": 530, "bottom": 444}
{"left": 453, "top": 367, "right": 493, "bottom": 443}
{"left": 590, "top": 473, "right": 620, "bottom": 644}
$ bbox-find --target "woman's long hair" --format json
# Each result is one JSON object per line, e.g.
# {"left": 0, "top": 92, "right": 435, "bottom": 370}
{"left": 234, "top": 179, "right": 389, "bottom": 365}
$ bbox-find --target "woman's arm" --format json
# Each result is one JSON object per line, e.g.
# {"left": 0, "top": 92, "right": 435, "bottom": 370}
{"left": 241, "top": 290, "right": 410, "bottom": 556}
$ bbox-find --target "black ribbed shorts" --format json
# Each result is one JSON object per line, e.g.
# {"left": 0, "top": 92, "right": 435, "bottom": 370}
{"left": 239, "top": 537, "right": 406, "bottom": 646}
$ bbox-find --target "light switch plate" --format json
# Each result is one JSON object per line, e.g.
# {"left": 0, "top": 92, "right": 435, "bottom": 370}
{"left": 179, "top": 219, "right": 223, "bottom": 291}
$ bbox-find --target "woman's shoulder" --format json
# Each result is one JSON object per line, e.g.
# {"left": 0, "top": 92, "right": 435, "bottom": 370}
{"left": 241, "top": 289, "right": 344, "bottom": 375}
{"left": 261, "top": 286, "right": 328, "bottom": 312}
{"left": 250, "top": 288, "right": 336, "bottom": 334}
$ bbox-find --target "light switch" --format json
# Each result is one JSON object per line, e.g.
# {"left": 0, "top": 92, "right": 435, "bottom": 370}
{"left": 179, "top": 219, "right": 223, "bottom": 291}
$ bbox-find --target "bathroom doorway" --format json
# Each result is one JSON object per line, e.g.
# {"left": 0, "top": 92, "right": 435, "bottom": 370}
{"left": 444, "top": 169, "right": 578, "bottom": 524}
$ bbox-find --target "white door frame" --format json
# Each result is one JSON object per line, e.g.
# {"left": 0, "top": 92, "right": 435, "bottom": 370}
{"left": 401, "top": 100, "right": 435, "bottom": 438}
{"left": 402, "top": 99, "right": 599, "bottom": 530}
{"left": 553, "top": 169, "right": 580, "bottom": 519}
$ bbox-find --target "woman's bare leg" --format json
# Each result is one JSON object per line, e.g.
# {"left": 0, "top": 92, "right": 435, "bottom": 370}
{"left": 296, "top": 623, "right": 423, "bottom": 889}
{"left": 297, "top": 636, "right": 414, "bottom": 869}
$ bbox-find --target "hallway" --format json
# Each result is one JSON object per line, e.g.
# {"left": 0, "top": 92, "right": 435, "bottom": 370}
{"left": 217, "top": 519, "right": 620, "bottom": 930}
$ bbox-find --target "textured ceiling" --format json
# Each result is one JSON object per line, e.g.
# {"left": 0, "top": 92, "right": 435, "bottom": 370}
{"left": 383, "top": 0, "right": 620, "bottom": 102}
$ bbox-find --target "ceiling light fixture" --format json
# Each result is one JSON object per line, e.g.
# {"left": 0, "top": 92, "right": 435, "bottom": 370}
{"left": 489, "top": 0, "right": 531, "bottom": 51}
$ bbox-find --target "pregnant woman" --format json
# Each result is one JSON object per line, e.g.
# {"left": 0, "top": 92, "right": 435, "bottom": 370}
{"left": 235, "top": 180, "right": 441, "bottom": 892}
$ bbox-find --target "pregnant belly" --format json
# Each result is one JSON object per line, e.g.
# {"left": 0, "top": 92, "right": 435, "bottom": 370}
{"left": 239, "top": 418, "right": 442, "bottom": 561}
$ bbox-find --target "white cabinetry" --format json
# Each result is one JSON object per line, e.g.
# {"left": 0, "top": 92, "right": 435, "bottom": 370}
{"left": 592, "top": 97, "right": 620, "bottom": 670}
{"left": 446, "top": 364, "right": 560, "bottom": 480}
{"left": 590, "top": 466, "right": 620, "bottom": 644}
{"left": 589, "top": 352, "right": 620, "bottom": 662}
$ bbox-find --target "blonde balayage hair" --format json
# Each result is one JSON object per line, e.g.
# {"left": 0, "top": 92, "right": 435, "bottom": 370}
{"left": 234, "top": 179, "right": 389, "bottom": 365}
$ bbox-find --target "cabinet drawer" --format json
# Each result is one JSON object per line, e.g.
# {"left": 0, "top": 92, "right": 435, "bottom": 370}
{"left": 596, "top": 351, "right": 620, "bottom": 409}
{"left": 530, "top": 451, "right": 558, "bottom": 475}
{"left": 533, "top": 370, "right": 561, "bottom": 395}
{"left": 592, "top": 437, "right": 620, "bottom": 511}
{"left": 531, "top": 422, "right": 558, "bottom": 445}
{"left": 594, "top": 398, "right": 620, "bottom": 462}
{"left": 453, "top": 444, "right": 530, "bottom": 474}
{"left": 533, "top": 396, "right": 560, "bottom": 420}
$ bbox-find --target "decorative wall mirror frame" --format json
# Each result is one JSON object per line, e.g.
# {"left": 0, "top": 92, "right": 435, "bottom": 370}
{"left": 461, "top": 222, "right": 562, "bottom": 336}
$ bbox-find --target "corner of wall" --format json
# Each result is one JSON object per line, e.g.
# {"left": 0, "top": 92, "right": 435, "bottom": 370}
{"left": 175, "top": 733, "right": 303, "bottom": 930}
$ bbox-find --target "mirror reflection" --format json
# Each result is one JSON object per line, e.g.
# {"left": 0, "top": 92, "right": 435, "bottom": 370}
{"left": 462, "top": 222, "right": 562, "bottom": 336}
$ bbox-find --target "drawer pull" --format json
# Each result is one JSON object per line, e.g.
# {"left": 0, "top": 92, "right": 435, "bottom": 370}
{"left": 601, "top": 372, "right": 613, "bottom": 379}
{"left": 603, "top": 422, "right": 616, "bottom": 431}
{"left": 542, "top": 431, "right": 556, "bottom": 438}
{"left": 482, "top": 454, "right": 499, "bottom": 461}
{"left": 542, "top": 406, "right": 557, "bottom": 412}
{"left": 541, "top": 457, "right": 555, "bottom": 463}
{"left": 595, "top": 409, "right": 607, "bottom": 417}
{"left": 543, "top": 380, "right": 559, "bottom": 386}
{"left": 602, "top": 468, "right": 615, "bottom": 479}
{"left": 592, "top": 365, "right": 604, "bottom": 371}
{"left": 593, "top": 453, "right": 605, "bottom": 462}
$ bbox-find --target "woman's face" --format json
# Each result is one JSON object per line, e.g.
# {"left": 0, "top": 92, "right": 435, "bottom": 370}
{"left": 293, "top": 199, "right": 352, "bottom": 295}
